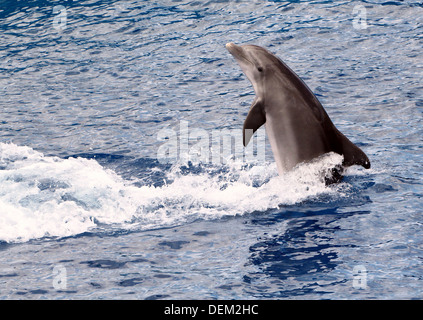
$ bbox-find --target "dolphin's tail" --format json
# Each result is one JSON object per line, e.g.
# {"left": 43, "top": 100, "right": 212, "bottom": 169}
{"left": 334, "top": 129, "right": 371, "bottom": 169}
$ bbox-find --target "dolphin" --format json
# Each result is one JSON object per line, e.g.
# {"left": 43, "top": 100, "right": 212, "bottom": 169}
{"left": 226, "top": 43, "right": 370, "bottom": 179}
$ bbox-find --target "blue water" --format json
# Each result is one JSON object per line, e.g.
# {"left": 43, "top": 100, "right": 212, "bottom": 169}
{"left": 0, "top": 0, "right": 422, "bottom": 299}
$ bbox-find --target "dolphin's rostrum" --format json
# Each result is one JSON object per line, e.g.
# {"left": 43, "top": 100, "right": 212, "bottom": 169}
{"left": 226, "top": 43, "right": 370, "bottom": 178}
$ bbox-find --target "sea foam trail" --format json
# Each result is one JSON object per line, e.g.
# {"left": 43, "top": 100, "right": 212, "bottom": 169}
{"left": 0, "top": 143, "right": 343, "bottom": 243}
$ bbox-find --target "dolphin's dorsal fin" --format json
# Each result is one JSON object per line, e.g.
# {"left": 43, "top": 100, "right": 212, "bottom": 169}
{"left": 243, "top": 98, "right": 266, "bottom": 146}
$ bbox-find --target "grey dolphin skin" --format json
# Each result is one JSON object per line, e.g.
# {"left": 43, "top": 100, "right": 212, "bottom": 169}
{"left": 226, "top": 42, "right": 370, "bottom": 179}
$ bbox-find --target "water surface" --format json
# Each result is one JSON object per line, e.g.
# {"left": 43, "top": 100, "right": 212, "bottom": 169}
{"left": 0, "top": 0, "right": 422, "bottom": 299}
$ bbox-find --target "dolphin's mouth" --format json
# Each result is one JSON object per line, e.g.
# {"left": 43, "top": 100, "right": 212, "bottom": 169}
{"left": 225, "top": 42, "right": 240, "bottom": 55}
{"left": 226, "top": 42, "right": 252, "bottom": 65}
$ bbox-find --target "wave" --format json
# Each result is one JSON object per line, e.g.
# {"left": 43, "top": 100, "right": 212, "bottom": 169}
{"left": 0, "top": 142, "right": 347, "bottom": 243}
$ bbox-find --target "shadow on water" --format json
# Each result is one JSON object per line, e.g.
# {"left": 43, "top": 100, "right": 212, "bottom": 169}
{"left": 245, "top": 197, "right": 372, "bottom": 298}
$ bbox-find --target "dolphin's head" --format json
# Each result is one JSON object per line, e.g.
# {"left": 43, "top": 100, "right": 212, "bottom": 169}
{"left": 226, "top": 42, "right": 280, "bottom": 95}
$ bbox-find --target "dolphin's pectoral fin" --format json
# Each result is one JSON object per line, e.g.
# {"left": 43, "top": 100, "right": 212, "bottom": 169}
{"left": 243, "top": 99, "right": 266, "bottom": 146}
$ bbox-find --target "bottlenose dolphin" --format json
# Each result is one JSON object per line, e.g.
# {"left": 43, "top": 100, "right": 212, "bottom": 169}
{"left": 226, "top": 43, "right": 370, "bottom": 179}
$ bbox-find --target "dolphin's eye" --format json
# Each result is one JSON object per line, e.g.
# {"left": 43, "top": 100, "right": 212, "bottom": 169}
{"left": 257, "top": 67, "right": 263, "bottom": 72}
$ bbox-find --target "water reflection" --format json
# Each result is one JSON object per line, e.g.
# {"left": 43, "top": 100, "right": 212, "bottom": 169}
{"left": 246, "top": 204, "right": 371, "bottom": 298}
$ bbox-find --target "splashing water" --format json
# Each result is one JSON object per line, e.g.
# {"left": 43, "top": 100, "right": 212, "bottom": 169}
{"left": 0, "top": 142, "right": 346, "bottom": 243}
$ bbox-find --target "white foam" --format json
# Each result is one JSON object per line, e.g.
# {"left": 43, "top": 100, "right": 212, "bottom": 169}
{"left": 0, "top": 143, "right": 344, "bottom": 243}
